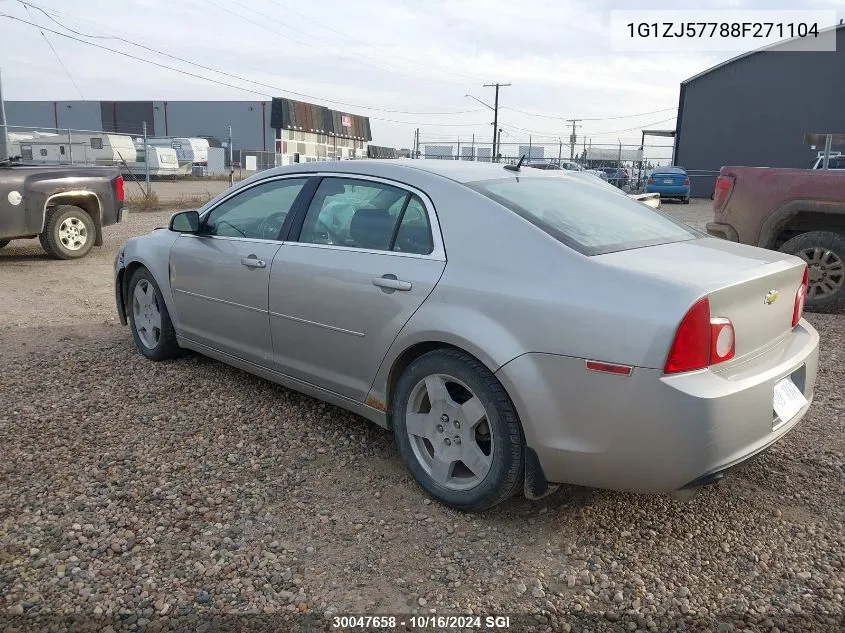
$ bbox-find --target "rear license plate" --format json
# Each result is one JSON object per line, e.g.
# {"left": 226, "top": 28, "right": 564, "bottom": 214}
{"left": 663, "top": 178, "right": 674, "bottom": 184}
{"left": 773, "top": 377, "right": 808, "bottom": 424}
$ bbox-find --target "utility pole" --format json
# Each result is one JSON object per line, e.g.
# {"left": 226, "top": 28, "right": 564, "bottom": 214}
{"left": 565, "top": 119, "right": 582, "bottom": 161}
{"left": 471, "top": 133, "right": 475, "bottom": 161}
{"left": 0, "top": 68, "right": 8, "bottom": 160}
{"left": 557, "top": 138, "right": 563, "bottom": 166}
{"left": 456, "top": 136, "right": 460, "bottom": 161}
{"left": 483, "top": 82, "right": 510, "bottom": 163}
{"left": 414, "top": 128, "right": 419, "bottom": 159}
{"left": 142, "top": 121, "right": 150, "bottom": 196}
{"left": 228, "top": 125, "right": 234, "bottom": 186}
{"left": 528, "top": 135, "right": 532, "bottom": 162}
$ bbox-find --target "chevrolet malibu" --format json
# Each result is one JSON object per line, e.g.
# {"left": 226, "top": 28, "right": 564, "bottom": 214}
{"left": 115, "top": 161, "right": 819, "bottom": 511}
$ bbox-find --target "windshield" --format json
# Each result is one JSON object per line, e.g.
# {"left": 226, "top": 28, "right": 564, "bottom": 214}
{"left": 467, "top": 176, "right": 700, "bottom": 255}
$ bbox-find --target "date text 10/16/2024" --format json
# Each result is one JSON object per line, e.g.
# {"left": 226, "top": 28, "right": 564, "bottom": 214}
{"left": 332, "top": 615, "right": 512, "bottom": 630}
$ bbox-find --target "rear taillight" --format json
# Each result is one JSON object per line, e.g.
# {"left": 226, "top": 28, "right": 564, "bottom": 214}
{"left": 713, "top": 174, "right": 734, "bottom": 211}
{"left": 792, "top": 265, "right": 809, "bottom": 327}
{"left": 710, "top": 318, "right": 735, "bottom": 363}
{"left": 664, "top": 298, "right": 736, "bottom": 374}
{"left": 647, "top": 177, "right": 654, "bottom": 184}
{"left": 115, "top": 176, "right": 125, "bottom": 202}
{"left": 683, "top": 178, "right": 690, "bottom": 185}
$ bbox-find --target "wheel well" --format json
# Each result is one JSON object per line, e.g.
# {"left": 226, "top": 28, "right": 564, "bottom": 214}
{"left": 119, "top": 261, "right": 147, "bottom": 318}
{"left": 47, "top": 194, "right": 103, "bottom": 245}
{"left": 48, "top": 194, "right": 101, "bottom": 226}
{"left": 773, "top": 211, "right": 845, "bottom": 249}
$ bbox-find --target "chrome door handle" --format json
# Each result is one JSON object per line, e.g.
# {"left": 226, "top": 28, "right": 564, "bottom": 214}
{"left": 372, "top": 276, "right": 412, "bottom": 291}
{"left": 241, "top": 256, "right": 266, "bottom": 269}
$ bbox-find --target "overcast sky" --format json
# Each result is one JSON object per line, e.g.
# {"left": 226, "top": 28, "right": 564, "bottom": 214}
{"left": 1, "top": 0, "right": 842, "bottom": 160}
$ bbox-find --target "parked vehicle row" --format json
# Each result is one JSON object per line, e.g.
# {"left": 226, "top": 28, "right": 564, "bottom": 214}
{"left": 115, "top": 160, "right": 818, "bottom": 511}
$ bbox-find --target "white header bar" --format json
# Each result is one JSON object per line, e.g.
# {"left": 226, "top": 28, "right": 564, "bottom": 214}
{"left": 610, "top": 10, "right": 838, "bottom": 53}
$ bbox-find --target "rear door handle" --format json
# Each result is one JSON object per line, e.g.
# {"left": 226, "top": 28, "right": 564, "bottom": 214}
{"left": 241, "top": 256, "right": 266, "bottom": 269}
{"left": 372, "top": 276, "right": 412, "bottom": 292}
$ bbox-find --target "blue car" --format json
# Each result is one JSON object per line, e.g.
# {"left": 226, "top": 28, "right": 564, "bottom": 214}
{"left": 645, "top": 166, "right": 690, "bottom": 203}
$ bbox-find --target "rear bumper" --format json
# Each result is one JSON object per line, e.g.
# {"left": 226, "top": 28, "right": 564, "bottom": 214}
{"left": 495, "top": 321, "right": 819, "bottom": 493}
{"left": 706, "top": 222, "right": 739, "bottom": 242}
{"left": 645, "top": 184, "right": 689, "bottom": 198}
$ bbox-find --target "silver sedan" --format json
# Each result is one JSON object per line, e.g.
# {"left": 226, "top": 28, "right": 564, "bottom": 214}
{"left": 115, "top": 160, "right": 819, "bottom": 511}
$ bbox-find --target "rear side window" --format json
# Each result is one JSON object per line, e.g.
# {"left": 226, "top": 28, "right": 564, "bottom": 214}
{"left": 467, "top": 176, "right": 699, "bottom": 255}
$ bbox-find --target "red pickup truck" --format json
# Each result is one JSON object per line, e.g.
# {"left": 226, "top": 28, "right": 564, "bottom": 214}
{"left": 706, "top": 166, "right": 845, "bottom": 312}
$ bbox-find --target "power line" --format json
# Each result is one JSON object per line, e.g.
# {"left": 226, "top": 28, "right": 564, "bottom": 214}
{"left": 209, "top": 0, "right": 472, "bottom": 92}
{"left": 258, "top": 0, "right": 487, "bottom": 86}
{"left": 11, "top": 2, "right": 486, "bottom": 117}
{"left": 504, "top": 105, "right": 677, "bottom": 121}
{"left": 19, "top": 1, "right": 83, "bottom": 99}
{"left": 587, "top": 116, "right": 677, "bottom": 137}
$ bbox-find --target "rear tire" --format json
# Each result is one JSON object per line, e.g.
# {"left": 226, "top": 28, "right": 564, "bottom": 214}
{"left": 392, "top": 349, "right": 524, "bottom": 511}
{"left": 682, "top": 196, "right": 690, "bottom": 204}
{"left": 127, "top": 267, "right": 182, "bottom": 361}
{"left": 779, "top": 231, "right": 845, "bottom": 313}
{"left": 39, "top": 205, "right": 95, "bottom": 259}
{"left": 0, "top": 240, "right": 9, "bottom": 249}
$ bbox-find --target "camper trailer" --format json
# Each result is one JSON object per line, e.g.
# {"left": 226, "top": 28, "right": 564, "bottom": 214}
{"left": 8, "top": 131, "right": 136, "bottom": 165}
{"left": 123, "top": 145, "right": 182, "bottom": 178}
{"left": 145, "top": 137, "right": 210, "bottom": 166}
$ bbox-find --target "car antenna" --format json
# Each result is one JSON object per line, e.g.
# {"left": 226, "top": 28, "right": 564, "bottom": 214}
{"left": 504, "top": 154, "right": 526, "bottom": 172}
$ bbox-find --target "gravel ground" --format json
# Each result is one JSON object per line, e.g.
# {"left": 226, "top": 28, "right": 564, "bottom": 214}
{"left": 1, "top": 199, "right": 843, "bottom": 633}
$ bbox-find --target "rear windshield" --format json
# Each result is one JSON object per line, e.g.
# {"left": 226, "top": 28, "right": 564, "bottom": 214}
{"left": 467, "top": 176, "right": 699, "bottom": 255}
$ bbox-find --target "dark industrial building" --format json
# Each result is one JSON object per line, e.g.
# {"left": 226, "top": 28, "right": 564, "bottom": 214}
{"left": 673, "top": 24, "right": 845, "bottom": 197}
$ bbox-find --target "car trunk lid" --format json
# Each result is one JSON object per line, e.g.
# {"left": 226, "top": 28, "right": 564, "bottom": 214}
{"left": 597, "top": 238, "right": 806, "bottom": 364}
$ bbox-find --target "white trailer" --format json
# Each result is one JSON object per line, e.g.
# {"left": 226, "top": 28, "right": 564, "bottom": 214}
{"left": 145, "top": 137, "right": 210, "bottom": 166}
{"left": 122, "top": 146, "right": 183, "bottom": 178}
{"left": 8, "top": 130, "right": 137, "bottom": 165}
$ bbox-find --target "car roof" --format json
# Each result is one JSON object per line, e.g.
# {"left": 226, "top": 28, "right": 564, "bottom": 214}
{"left": 652, "top": 166, "right": 686, "bottom": 174}
{"left": 253, "top": 159, "right": 565, "bottom": 185}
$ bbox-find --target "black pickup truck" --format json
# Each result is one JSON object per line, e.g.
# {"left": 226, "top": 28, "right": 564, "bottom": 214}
{"left": 0, "top": 158, "right": 125, "bottom": 259}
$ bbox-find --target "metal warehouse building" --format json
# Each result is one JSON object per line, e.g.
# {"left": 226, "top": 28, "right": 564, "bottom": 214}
{"left": 674, "top": 24, "right": 845, "bottom": 197}
{"left": 4, "top": 98, "right": 372, "bottom": 160}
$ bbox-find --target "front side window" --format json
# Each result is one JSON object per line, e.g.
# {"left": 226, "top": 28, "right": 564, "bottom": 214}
{"left": 203, "top": 178, "right": 307, "bottom": 240}
{"left": 298, "top": 178, "right": 433, "bottom": 254}
{"left": 467, "top": 176, "right": 698, "bottom": 255}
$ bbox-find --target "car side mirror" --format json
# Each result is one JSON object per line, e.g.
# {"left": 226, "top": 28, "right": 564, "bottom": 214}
{"left": 169, "top": 210, "right": 200, "bottom": 233}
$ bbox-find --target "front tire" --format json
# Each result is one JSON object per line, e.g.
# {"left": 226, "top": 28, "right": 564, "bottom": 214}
{"left": 0, "top": 240, "right": 9, "bottom": 249}
{"left": 392, "top": 349, "right": 524, "bottom": 511}
{"left": 39, "top": 205, "right": 95, "bottom": 259}
{"left": 127, "top": 267, "right": 181, "bottom": 361}
{"left": 779, "top": 231, "right": 845, "bottom": 313}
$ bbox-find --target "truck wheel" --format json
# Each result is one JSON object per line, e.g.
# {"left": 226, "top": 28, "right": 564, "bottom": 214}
{"left": 779, "top": 231, "right": 845, "bottom": 313}
{"left": 391, "top": 349, "right": 524, "bottom": 511}
{"left": 0, "top": 240, "right": 9, "bottom": 249}
{"left": 39, "top": 205, "right": 95, "bottom": 260}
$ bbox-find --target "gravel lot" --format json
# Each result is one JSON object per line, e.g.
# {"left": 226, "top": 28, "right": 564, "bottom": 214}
{"left": 1, "top": 199, "right": 843, "bottom": 633}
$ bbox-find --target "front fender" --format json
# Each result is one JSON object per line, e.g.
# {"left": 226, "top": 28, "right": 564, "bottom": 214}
{"left": 119, "top": 230, "right": 182, "bottom": 330}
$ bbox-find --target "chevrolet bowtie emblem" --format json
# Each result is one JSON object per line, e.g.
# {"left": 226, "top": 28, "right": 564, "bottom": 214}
{"left": 764, "top": 290, "right": 779, "bottom": 305}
